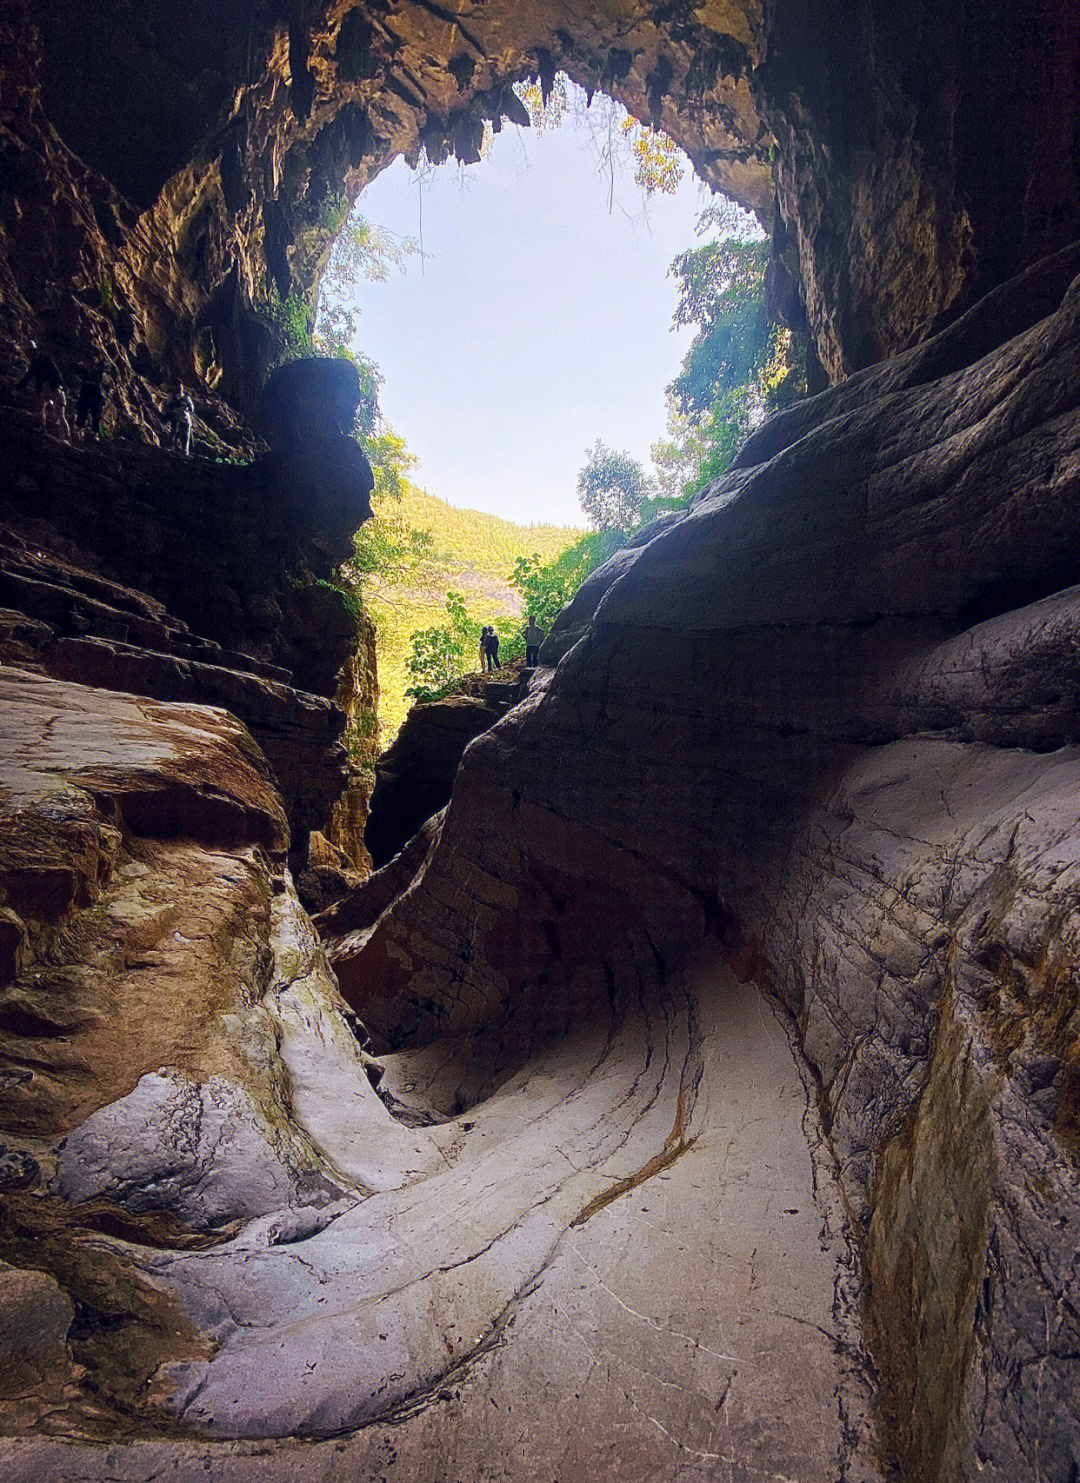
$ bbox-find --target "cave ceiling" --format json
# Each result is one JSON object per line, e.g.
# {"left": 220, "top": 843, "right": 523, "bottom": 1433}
{"left": 6, "top": 0, "right": 1080, "bottom": 407}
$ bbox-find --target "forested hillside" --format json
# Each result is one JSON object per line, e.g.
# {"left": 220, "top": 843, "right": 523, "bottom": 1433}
{"left": 359, "top": 484, "right": 580, "bottom": 741}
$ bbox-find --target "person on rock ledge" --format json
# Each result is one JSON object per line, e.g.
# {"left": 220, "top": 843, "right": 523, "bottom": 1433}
{"left": 16, "top": 342, "right": 68, "bottom": 436}
{"left": 523, "top": 615, "right": 546, "bottom": 667}
{"left": 480, "top": 625, "right": 501, "bottom": 672}
{"left": 164, "top": 382, "right": 194, "bottom": 456}
{"left": 74, "top": 362, "right": 107, "bottom": 436}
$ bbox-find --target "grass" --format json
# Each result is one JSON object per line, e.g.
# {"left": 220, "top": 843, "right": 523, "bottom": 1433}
{"left": 364, "top": 484, "right": 581, "bottom": 744}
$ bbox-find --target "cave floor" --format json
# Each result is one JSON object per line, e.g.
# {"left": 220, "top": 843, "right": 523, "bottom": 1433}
{"left": 1, "top": 967, "right": 878, "bottom": 1482}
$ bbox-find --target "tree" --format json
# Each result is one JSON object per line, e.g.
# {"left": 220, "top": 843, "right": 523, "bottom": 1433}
{"left": 508, "top": 530, "right": 623, "bottom": 632}
{"left": 650, "top": 206, "right": 806, "bottom": 503}
{"left": 405, "top": 591, "right": 481, "bottom": 701}
{"left": 668, "top": 236, "right": 771, "bottom": 417}
{"left": 577, "top": 440, "right": 651, "bottom": 531}
{"left": 314, "top": 210, "right": 419, "bottom": 360}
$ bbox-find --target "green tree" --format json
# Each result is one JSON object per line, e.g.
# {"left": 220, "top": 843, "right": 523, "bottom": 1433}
{"left": 508, "top": 530, "right": 623, "bottom": 631}
{"left": 577, "top": 440, "right": 651, "bottom": 531}
{"left": 651, "top": 207, "right": 806, "bottom": 503}
{"left": 668, "top": 236, "right": 771, "bottom": 417}
{"left": 314, "top": 212, "right": 419, "bottom": 360}
{"left": 405, "top": 591, "right": 481, "bottom": 702}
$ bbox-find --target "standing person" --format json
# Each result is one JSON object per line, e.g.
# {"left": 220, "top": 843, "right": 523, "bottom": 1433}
{"left": 17, "top": 342, "right": 68, "bottom": 436}
{"left": 478, "top": 627, "right": 490, "bottom": 672}
{"left": 482, "top": 626, "right": 501, "bottom": 672}
{"left": 524, "top": 615, "right": 546, "bottom": 666}
{"left": 74, "top": 362, "right": 106, "bottom": 436}
{"left": 164, "top": 382, "right": 194, "bottom": 456}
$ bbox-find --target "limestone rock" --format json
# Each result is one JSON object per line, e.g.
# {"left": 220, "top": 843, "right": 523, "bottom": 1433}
{"left": 54, "top": 1070, "right": 337, "bottom": 1230}
{"left": 364, "top": 693, "right": 505, "bottom": 869}
{"left": 5, "top": 0, "right": 1080, "bottom": 425}
{"left": 0, "top": 408, "right": 379, "bottom": 864}
{"left": 328, "top": 257, "right": 1080, "bottom": 1477}
{"left": 0, "top": 1262, "right": 75, "bottom": 1429}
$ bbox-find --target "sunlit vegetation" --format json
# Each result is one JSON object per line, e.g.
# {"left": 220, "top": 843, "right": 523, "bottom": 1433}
{"left": 513, "top": 73, "right": 685, "bottom": 199}
{"left": 345, "top": 482, "right": 580, "bottom": 740}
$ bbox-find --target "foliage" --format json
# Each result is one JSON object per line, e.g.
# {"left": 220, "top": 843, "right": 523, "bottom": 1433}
{"left": 668, "top": 236, "right": 771, "bottom": 416}
{"left": 509, "top": 529, "right": 624, "bottom": 631}
{"left": 261, "top": 291, "right": 315, "bottom": 359}
{"left": 513, "top": 72, "right": 683, "bottom": 198}
{"left": 648, "top": 208, "right": 806, "bottom": 503}
{"left": 619, "top": 115, "right": 683, "bottom": 196}
{"left": 354, "top": 483, "right": 581, "bottom": 741}
{"left": 515, "top": 75, "right": 570, "bottom": 134}
{"left": 349, "top": 507, "right": 434, "bottom": 584}
{"left": 577, "top": 440, "right": 652, "bottom": 531}
{"left": 313, "top": 209, "right": 420, "bottom": 361}
{"left": 405, "top": 590, "right": 481, "bottom": 702}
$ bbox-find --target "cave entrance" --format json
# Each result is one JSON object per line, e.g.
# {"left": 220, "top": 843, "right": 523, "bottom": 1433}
{"left": 313, "top": 80, "right": 778, "bottom": 743}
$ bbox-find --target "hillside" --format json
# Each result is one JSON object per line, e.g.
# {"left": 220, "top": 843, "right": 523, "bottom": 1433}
{"left": 363, "top": 485, "right": 582, "bottom": 743}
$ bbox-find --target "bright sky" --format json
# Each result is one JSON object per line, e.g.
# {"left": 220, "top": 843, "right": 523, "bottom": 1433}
{"left": 344, "top": 96, "right": 710, "bottom": 526}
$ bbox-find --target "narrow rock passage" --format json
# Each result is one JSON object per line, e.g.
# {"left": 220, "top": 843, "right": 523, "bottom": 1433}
{"left": 0, "top": 965, "right": 878, "bottom": 1481}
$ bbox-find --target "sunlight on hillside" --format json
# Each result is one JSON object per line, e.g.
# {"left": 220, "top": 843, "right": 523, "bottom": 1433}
{"left": 366, "top": 485, "right": 581, "bottom": 743}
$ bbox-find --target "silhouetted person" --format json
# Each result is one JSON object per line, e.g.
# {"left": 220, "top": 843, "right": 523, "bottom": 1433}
{"left": 165, "top": 383, "right": 194, "bottom": 456}
{"left": 524, "top": 615, "right": 545, "bottom": 666}
{"left": 17, "top": 342, "right": 68, "bottom": 435}
{"left": 481, "top": 626, "right": 501, "bottom": 672}
{"left": 75, "top": 363, "right": 106, "bottom": 435}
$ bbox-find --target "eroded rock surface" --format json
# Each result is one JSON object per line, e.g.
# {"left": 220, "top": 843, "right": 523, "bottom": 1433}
{"left": 0, "top": 659, "right": 876, "bottom": 1477}
{"left": 365, "top": 669, "right": 534, "bottom": 869}
{"left": 0, "top": 406, "right": 377, "bottom": 871}
{"left": 325, "top": 256, "right": 1080, "bottom": 1478}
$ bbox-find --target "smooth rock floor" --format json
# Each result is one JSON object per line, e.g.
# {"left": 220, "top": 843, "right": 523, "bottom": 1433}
{"left": 0, "top": 967, "right": 879, "bottom": 1481}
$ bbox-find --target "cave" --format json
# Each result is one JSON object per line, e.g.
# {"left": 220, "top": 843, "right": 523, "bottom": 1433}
{"left": 2, "top": 1, "right": 1080, "bottom": 1479}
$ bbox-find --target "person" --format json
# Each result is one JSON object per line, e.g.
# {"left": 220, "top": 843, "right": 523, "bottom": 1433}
{"left": 524, "top": 614, "right": 546, "bottom": 666}
{"left": 74, "top": 362, "right": 106, "bottom": 436}
{"left": 481, "top": 625, "right": 501, "bottom": 672}
{"left": 165, "top": 382, "right": 194, "bottom": 456}
{"left": 16, "top": 342, "right": 68, "bottom": 436}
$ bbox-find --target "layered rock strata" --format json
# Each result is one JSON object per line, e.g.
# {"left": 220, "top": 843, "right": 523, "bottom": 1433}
{"left": 0, "top": 660, "right": 876, "bottom": 1478}
{"left": 1, "top": 251, "right": 1080, "bottom": 1478}
{"left": 2, "top": 406, "right": 375, "bottom": 872}
{"left": 328, "top": 249, "right": 1080, "bottom": 1479}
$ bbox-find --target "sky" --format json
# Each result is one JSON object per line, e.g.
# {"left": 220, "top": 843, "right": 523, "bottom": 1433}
{"left": 338, "top": 96, "right": 710, "bottom": 527}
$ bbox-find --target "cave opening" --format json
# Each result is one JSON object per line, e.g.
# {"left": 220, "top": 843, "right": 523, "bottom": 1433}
{"left": 4, "top": 2, "right": 1080, "bottom": 1476}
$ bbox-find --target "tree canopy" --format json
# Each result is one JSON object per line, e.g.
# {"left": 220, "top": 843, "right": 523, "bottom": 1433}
{"left": 576, "top": 440, "right": 651, "bottom": 531}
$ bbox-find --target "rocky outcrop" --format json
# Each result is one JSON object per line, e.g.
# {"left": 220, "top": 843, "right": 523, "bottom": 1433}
{"left": 365, "top": 668, "right": 533, "bottom": 868}
{"left": 326, "top": 251, "right": 1080, "bottom": 1478}
{"left": 1, "top": 662, "right": 877, "bottom": 1480}
{"left": 5, "top": 0, "right": 1080, "bottom": 1473}
{"left": 2, "top": 251, "right": 1080, "bottom": 1478}
{"left": 1, "top": 404, "right": 376, "bottom": 869}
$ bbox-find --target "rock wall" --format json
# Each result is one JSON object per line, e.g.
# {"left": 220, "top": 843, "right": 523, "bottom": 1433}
{"left": 1, "top": 405, "right": 377, "bottom": 875}
{"left": 329, "top": 247, "right": 1080, "bottom": 1479}
{"left": 364, "top": 667, "right": 533, "bottom": 869}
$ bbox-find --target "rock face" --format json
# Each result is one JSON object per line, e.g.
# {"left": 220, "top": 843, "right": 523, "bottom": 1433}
{"left": 364, "top": 669, "right": 533, "bottom": 869}
{"left": 1, "top": 259, "right": 1080, "bottom": 1479}
{"left": 4, "top": 0, "right": 1080, "bottom": 1476}
{"left": 327, "top": 249, "right": 1080, "bottom": 1478}
{"left": 1, "top": 405, "right": 376, "bottom": 872}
